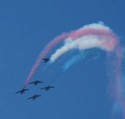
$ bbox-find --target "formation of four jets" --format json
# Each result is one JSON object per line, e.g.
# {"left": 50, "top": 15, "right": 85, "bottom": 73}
{"left": 16, "top": 53, "right": 100, "bottom": 100}
{"left": 16, "top": 80, "right": 55, "bottom": 100}
{"left": 16, "top": 58, "right": 55, "bottom": 100}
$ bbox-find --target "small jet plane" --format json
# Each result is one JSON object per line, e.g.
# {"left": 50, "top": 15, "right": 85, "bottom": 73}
{"left": 15, "top": 88, "right": 29, "bottom": 94}
{"left": 42, "top": 58, "right": 49, "bottom": 63}
{"left": 40, "top": 86, "right": 54, "bottom": 91}
{"left": 27, "top": 94, "right": 41, "bottom": 100}
{"left": 29, "top": 80, "right": 43, "bottom": 86}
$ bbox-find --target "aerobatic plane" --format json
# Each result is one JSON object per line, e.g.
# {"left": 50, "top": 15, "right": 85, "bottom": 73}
{"left": 15, "top": 88, "right": 29, "bottom": 94}
{"left": 27, "top": 94, "right": 41, "bottom": 100}
{"left": 40, "top": 86, "right": 54, "bottom": 91}
{"left": 29, "top": 80, "right": 43, "bottom": 86}
{"left": 42, "top": 58, "right": 49, "bottom": 63}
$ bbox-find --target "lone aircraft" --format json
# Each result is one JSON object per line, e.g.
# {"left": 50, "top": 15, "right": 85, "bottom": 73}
{"left": 29, "top": 80, "right": 43, "bottom": 86}
{"left": 27, "top": 94, "right": 41, "bottom": 100}
{"left": 42, "top": 58, "right": 49, "bottom": 63}
{"left": 40, "top": 86, "right": 54, "bottom": 91}
{"left": 15, "top": 88, "right": 29, "bottom": 94}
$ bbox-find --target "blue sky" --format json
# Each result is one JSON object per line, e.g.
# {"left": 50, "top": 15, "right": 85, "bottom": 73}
{"left": 0, "top": 0, "right": 125, "bottom": 119}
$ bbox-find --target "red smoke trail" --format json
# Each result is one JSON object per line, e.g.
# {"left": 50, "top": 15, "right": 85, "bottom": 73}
{"left": 107, "top": 45, "right": 125, "bottom": 119}
{"left": 69, "top": 28, "right": 114, "bottom": 39}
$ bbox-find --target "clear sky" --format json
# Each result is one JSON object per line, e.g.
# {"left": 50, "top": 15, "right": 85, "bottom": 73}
{"left": 0, "top": 0, "right": 125, "bottom": 119}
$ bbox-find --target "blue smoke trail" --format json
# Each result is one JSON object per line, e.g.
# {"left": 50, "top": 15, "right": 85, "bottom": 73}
{"left": 63, "top": 48, "right": 101, "bottom": 72}
{"left": 63, "top": 52, "right": 86, "bottom": 71}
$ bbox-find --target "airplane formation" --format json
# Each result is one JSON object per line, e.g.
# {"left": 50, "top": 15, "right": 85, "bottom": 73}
{"left": 16, "top": 80, "right": 55, "bottom": 100}
{"left": 16, "top": 58, "right": 55, "bottom": 101}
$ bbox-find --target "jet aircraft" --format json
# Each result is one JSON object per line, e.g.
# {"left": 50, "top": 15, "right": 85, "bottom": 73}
{"left": 15, "top": 88, "right": 29, "bottom": 94}
{"left": 29, "top": 80, "right": 43, "bottom": 86}
{"left": 42, "top": 58, "right": 49, "bottom": 63}
{"left": 40, "top": 86, "right": 54, "bottom": 91}
{"left": 27, "top": 94, "right": 41, "bottom": 100}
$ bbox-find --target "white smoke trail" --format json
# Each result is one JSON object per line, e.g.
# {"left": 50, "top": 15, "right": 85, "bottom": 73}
{"left": 50, "top": 23, "right": 115, "bottom": 63}
{"left": 78, "top": 22, "right": 110, "bottom": 31}
{"left": 50, "top": 35, "right": 106, "bottom": 62}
